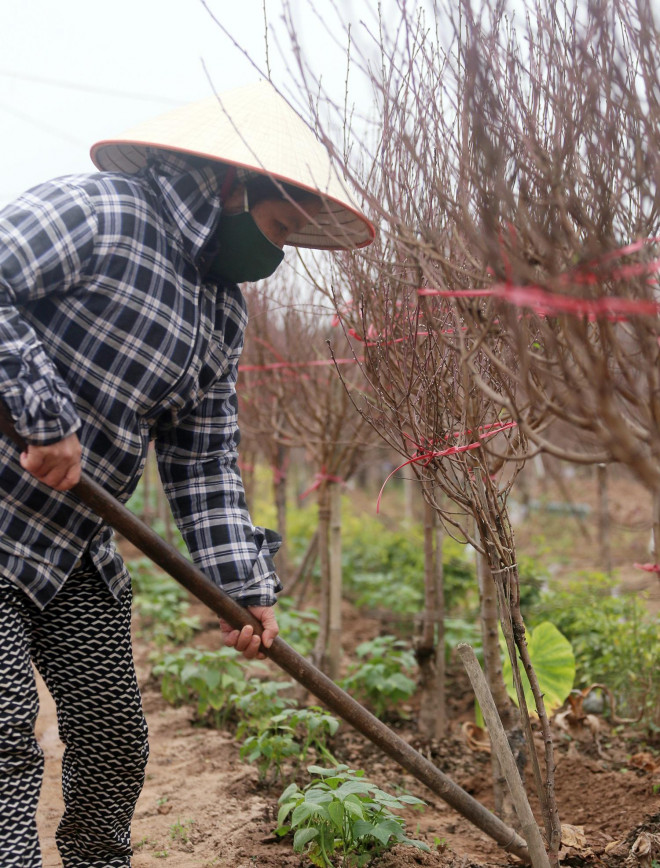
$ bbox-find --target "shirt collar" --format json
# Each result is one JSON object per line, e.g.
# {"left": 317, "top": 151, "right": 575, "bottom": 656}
{"left": 140, "top": 150, "right": 225, "bottom": 267}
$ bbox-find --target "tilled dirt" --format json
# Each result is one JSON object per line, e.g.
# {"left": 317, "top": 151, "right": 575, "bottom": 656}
{"left": 35, "top": 634, "right": 660, "bottom": 868}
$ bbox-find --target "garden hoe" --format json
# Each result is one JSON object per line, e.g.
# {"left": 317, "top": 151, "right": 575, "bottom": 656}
{"left": 0, "top": 402, "right": 531, "bottom": 864}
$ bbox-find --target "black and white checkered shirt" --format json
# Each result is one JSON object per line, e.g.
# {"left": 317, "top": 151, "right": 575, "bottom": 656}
{"left": 0, "top": 153, "right": 282, "bottom": 609}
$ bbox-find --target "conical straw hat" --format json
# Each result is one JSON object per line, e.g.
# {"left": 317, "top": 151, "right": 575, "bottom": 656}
{"left": 90, "top": 80, "right": 375, "bottom": 250}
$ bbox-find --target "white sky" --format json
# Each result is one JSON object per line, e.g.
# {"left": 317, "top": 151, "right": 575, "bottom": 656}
{"left": 2, "top": 1, "right": 658, "bottom": 208}
{"left": 0, "top": 0, "right": 359, "bottom": 205}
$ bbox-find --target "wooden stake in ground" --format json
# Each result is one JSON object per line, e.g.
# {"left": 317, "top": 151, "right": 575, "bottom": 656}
{"left": 457, "top": 643, "right": 551, "bottom": 868}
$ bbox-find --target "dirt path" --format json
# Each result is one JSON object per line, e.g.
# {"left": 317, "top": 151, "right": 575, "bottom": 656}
{"left": 35, "top": 651, "right": 660, "bottom": 868}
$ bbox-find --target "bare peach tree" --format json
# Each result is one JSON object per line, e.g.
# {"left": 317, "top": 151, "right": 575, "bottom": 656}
{"left": 238, "top": 280, "right": 375, "bottom": 678}
{"left": 217, "top": 0, "right": 659, "bottom": 859}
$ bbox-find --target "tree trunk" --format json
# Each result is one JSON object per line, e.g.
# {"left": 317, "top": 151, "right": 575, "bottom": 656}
{"left": 312, "top": 482, "right": 331, "bottom": 672}
{"left": 434, "top": 511, "right": 447, "bottom": 736}
{"left": 157, "top": 478, "right": 173, "bottom": 545}
{"left": 476, "top": 552, "right": 514, "bottom": 727}
{"left": 273, "top": 444, "right": 290, "bottom": 576}
{"left": 416, "top": 494, "right": 444, "bottom": 738}
{"left": 327, "top": 483, "right": 343, "bottom": 680}
{"left": 652, "top": 488, "right": 660, "bottom": 572}
{"left": 403, "top": 474, "right": 416, "bottom": 524}
{"left": 477, "top": 550, "right": 518, "bottom": 827}
{"left": 597, "top": 463, "right": 612, "bottom": 577}
{"left": 142, "top": 446, "right": 154, "bottom": 524}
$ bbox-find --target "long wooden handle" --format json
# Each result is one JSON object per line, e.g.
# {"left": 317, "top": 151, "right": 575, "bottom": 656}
{"left": 0, "top": 401, "right": 530, "bottom": 863}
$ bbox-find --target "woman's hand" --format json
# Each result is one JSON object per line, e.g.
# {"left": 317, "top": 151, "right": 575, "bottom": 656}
{"left": 219, "top": 606, "right": 279, "bottom": 660}
{"left": 20, "top": 433, "right": 82, "bottom": 491}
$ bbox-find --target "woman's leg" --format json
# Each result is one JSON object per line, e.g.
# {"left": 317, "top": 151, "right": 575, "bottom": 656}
{"left": 0, "top": 576, "right": 43, "bottom": 868}
{"left": 31, "top": 561, "right": 149, "bottom": 868}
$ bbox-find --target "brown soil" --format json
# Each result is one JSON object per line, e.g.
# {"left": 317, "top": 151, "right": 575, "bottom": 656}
{"left": 34, "top": 618, "right": 660, "bottom": 868}
{"left": 35, "top": 466, "right": 660, "bottom": 867}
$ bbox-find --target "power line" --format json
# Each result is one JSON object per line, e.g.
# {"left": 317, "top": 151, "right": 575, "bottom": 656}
{"left": 0, "top": 101, "right": 86, "bottom": 147}
{"left": 0, "top": 69, "right": 183, "bottom": 105}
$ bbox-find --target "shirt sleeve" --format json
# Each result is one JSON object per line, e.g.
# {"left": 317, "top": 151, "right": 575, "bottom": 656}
{"left": 0, "top": 181, "right": 98, "bottom": 443}
{"left": 154, "top": 292, "right": 283, "bottom": 608}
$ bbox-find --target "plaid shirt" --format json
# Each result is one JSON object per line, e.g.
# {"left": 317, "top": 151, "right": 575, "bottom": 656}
{"left": 0, "top": 153, "right": 282, "bottom": 609}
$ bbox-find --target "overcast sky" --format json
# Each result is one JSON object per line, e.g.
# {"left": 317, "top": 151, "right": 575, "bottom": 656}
{"left": 3, "top": 1, "right": 658, "bottom": 208}
{"left": 0, "top": 0, "right": 360, "bottom": 204}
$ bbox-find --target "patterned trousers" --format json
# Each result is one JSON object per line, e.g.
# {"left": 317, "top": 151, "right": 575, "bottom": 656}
{"left": 0, "top": 560, "right": 149, "bottom": 867}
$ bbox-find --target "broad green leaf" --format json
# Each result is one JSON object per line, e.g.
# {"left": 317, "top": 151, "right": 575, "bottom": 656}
{"left": 305, "top": 790, "right": 333, "bottom": 806}
{"left": 403, "top": 837, "right": 432, "bottom": 852}
{"left": 388, "top": 672, "right": 417, "bottom": 692}
{"left": 342, "top": 794, "right": 366, "bottom": 820}
{"left": 371, "top": 819, "right": 403, "bottom": 846}
{"left": 277, "top": 801, "right": 298, "bottom": 827}
{"left": 180, "top": 662, "right": 200, "bottom": 683}
{"left": 352, "top": 820, "right": 376, "bottom": 839}
{"left": 291, "top": 803, "right": 315, "bottom": 825}
{"left": 279, "top": 783, "right": 299, "bottom": 803}
{"left": 502, "top": 621, "right": 575, "bottom": 717}
{"left": 293, "top": 827, "right": 319, "bottom": 851}
{"left": 398, "top": 794, "right": 426, "bottom": 806}
{"left": 335, "top": 780, "right": 372, "bottom": 799}
{"left": 327, "top": 799, "right": 344, "bottom": 832}
{"left": 307, "top": 764, "right": 347, "bottom": 776}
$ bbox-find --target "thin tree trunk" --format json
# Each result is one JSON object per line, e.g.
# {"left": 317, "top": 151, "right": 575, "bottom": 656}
{"left": 283, "top": 530, "right": 318, "bottom": 599}
{"left": 477, "top": 550, "right": 518, "bottom": 826}
{"left": 273, "top": 444, "right": 290, "bottom": 575}
{"left": 458, "top": 644, "right": 552, "bottom": 868}
{"left": 327, "top": 483, "right": 343, "bottom": 680}
{"left": 312, "top": 482, "right": 331, "bottom": 672}
{"left": 493, "top": 556, "right": 561, "bottom": 866}
{"left": 403, "top": 474, "right": 416, "bottom": 524}
{"left": 416, "top": 495, "right": 439, "bottom": 736}
{"left": 477, "top": 552, "right": 514, "bottom": 727}
{"left": 652, "top": 489, "right": 660, "bottom": 571}
{"left": 416, "top": 494, "right": 443, "bottom": 738}
{"left": 597, "top": 463, "right": 612, "bottom": 577}
{"left": 142, "top": 446, "right": 153, "bottom": 524}
{"left": 157, "top": 479, "right": 173, "bottom": 546}
{"left": 434, "top": 510, "right": 447, "bottom": 736}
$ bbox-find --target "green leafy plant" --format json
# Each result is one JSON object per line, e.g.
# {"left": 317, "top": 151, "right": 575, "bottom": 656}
{"left": 275, "top": 765, "right": 429, "bottom": 867}
{"left": 232, "top": 679, "right": 298, "bottom": 737}
{"left": 240, "top": 726, "right": 301, "bottom": 782}
{"left": 152, "top": 646, "right": 260, "bottom": 726}
{"left": 275, "top": 596, "right": 320, "bottom": 656}
{"left": 339, "top": 636, "right": 417, "bottom": 719}
{"left": 274, "top": 707, "right": 340, "bottom": 763}
{"left": 443, "top": 617, "right": 483, "bottom": 663}
{"left": 530, "top": 573, "right": 660, "bottom": 727}
{"left": 501, "top": 621, "right": 576, "bottom": 717}
{"left": 239, "top": 707, "right": 339, "bottom": 782}
{"left": 129, "top": 559, "right": 200, "bottom": 647}
{"left": 280, "top": 494, "right": 478, "bottom": 618}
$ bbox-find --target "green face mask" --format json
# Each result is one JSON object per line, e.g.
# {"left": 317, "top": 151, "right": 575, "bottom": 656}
{"left": 207, "top": 208, "right": 285, "bottom": 284}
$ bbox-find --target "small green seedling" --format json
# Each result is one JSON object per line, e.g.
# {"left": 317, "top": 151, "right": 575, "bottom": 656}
{"left": 339, "top": 636, "right": 417, "bottom": 718}
{"left": 275, "top": 764, "right": 429, "bottom": 867}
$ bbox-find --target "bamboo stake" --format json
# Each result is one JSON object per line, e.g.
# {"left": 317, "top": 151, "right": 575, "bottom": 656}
{"left": 0, "top": 406, "right": 530, "bottom": 863}
{"left": 457, "top": 644, "right": 551, "bottom": 868}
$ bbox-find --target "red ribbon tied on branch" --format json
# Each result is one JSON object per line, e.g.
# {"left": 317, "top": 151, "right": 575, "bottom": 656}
{"left": 376, "top": 421, "right": 518, "bottom": 512}
{"left": 633, "top": 562, "right": 660, "bottom": 573}
{"left": 299, "top": 467, "right": 346, "bottom": 500}
{"left": 418, "top": 237, "right": 660, "bottom": 321}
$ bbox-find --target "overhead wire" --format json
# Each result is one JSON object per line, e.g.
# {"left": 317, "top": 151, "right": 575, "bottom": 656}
{"left": 0, "top": 68, "right": 183, "bottom": 105}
